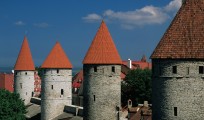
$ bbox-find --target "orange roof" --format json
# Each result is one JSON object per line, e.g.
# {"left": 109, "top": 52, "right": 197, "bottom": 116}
{"left": 151, "top": 0, "right": 204, "bottom": 59}
{"left": 14, "top": 36, "right": 35, "bottom": 71}
{"left": 83, "top": 20, "right": 122, "bottom": 64}
{"left": 41, "top": 42, "right": 72, "bottom": 68}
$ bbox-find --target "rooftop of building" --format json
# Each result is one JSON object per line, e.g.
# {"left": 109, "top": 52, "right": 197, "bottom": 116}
{"left": 41, "top": 42, "right": 72, "bottom": 69}
{"left": 14, "top": 36, "right": 35, "bottom": 71}
{"left": 151, "top": 0, "right": 204, "bottom": 59}
{"left": 83, "top": 20, "right": 122, "bottom": 64}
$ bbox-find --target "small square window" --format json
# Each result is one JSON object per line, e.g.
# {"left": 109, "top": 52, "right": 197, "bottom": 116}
{"left": 199, "top": 66, "right": 204, "bottom": 74}
{"left": 173, "top": 66, "right": 177, "bottom": 74}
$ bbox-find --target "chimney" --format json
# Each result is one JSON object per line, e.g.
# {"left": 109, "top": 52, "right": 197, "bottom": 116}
{"left": 128, "top": 58, "right": 132, "bottom": 69}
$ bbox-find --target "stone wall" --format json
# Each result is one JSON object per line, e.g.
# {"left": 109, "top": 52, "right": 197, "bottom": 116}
{"left": 83, "top": 64, "right": 121, "bottom": 120}
{"left": 152, "top": 59, "right": 204, "bottom": 120}
{"left": 41, "top": 69, "right": 72, "bottom": 120}
{"left": 14, "top": 71, "right": 34, "bottom": 105}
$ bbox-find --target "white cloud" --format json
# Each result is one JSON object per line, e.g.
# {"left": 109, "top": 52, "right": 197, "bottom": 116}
{"left": 82, "top": 13, "right": 102, "bottom": 22}
{"left": 164, "top": 0, "right": 182, "bottom": 12}
{"left": 82, "top": 0, "right": 182, "bottom": 29}
{"left": 15, "top": 21, "right": 25, "bottom": 26}
{"left": 33, "top": 22, "right": 49, "bottom": 28}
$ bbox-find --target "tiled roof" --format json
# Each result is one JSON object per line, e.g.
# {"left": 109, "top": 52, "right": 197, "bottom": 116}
{"left": 151, "top": 0, "right": 204, "bottom": 59}
{"left": 141, "top": 55, "right": 147, "bottom": 62}
{"left": 41, "top": 42, "right": 72, "bottom": 68}
{"left": 83, "top": 20, "right": 122, "bottom": 64}
{"left": 14, "top": 36, "right": 35, "bottom": 70}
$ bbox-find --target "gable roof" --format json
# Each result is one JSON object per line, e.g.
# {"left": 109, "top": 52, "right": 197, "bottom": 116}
{"left": 83, "top": 20, "right": 122, "bottom": 64}
{"left": 14, "top": 36, "right": 35, "bottom": 70}
{"left": 151, "top": 0, "right": 204, "bottom": 59}
{"left": 41, "top": 42, "right": 72, "bottom": 68}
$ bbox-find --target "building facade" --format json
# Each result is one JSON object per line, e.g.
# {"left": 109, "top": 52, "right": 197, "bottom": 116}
{"left": 151, "top": 0, "right": 204, "bottom": 119}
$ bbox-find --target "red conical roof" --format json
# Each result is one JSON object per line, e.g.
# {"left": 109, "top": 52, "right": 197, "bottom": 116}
{"left": 41, "top": 42, "right": 72, "bottom": 68}
{"left": 14, "top": 36, "right": 35, "bottom": 71}
{"left": 83, "top": 20, "right": 122, "bottom": 64}
{"left": 151, "top": 0, "right": 204, "bottom": 59}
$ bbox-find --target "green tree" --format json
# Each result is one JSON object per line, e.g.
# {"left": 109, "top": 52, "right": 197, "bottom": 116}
{"left": 0, "top": 89, "right": 27, "bottom": 120}
{"left": 121, "top": 68, "right": 152, "bottom": 106}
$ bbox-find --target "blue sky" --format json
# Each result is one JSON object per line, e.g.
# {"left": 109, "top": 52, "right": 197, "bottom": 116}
{"left": 0, "top": 0, "right": 182, "bottom": 68}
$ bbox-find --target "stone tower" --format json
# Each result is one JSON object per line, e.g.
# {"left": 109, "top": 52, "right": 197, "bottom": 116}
{"left": 83, "top": 20, "right": 122, "bottom": 120}
{"left": 41, "top": 42, "right": 72, "bottom": 120}
{"left": 14, "top": 36, "right": 35, "bottom": 105}
{"left": 151, "top": 0, "right": 204, "bottom": 119}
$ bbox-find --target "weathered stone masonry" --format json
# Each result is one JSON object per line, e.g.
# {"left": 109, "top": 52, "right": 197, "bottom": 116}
{"left": 41, "top": 69, "right": 72, "bottom": 120}
{"left": 14, "top": 71, "right": 34, "bottom": 105}
{"left": 83, "top": 65, "right": 121, "bottom": 120}
{"left": 152, "top": 59, "right": 204, "bottom": 120}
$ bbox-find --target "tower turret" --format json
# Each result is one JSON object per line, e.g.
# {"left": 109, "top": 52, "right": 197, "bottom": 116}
{"left": 151, "top": 0, "right": 204, "bottom": 119}
{"left": 83, "top": 20, "right": 122, "bottom": 120}
{"left": 41, "top": 42, "right": 72, "bottom": 120}
{"left": 14, "top": 36, "right": 35, "bottom": 105}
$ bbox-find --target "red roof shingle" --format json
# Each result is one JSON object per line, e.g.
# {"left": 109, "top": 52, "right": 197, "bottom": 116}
{"left": 41, "top": 42, "right": 72, "bottom": 68}
{"left": 14, "top": 36, "right": 35, "bottom": 70}
{"left": 151, "top": 0, "right": 204, "bottom": 59}
{"left": 83, "top": 20, "right": 122, "bottom": 64}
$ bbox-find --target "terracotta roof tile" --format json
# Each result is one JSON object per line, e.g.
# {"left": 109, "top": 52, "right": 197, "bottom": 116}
{"left": 41, "top": 42, "right": 72, "bottom": 68}
{"left": 83, "top": 20, "right": 122, "bottom": 64}
{"left": 151, "top": 0, "right": 204, "bottom": 59}
{"left": 14, "top": 36, "right": 35, "bottom": 70}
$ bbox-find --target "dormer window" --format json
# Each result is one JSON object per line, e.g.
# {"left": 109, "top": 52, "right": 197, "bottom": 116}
{"left": 172, "top": 66, "right": 177, "bottom": 74}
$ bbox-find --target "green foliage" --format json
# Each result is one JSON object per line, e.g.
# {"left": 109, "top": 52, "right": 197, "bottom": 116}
{"left": 0, "top": 89, "right": 26, "bottom": 120}
{"left": 121, "top": 68, "right": 152, "bottom": 106}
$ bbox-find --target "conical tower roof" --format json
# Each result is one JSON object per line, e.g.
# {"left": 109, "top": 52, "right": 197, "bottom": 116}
{"left": 151, "top": 0, "right": 204, "bottom": 59}
{"left": 83, "top": 20, "right": 122, "bottom": 64}
{"left": 41, "top": 42, "right": 72, "bottom": 68}
{"left": 14, "top": 36, "right": 35, "bottom": 70}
